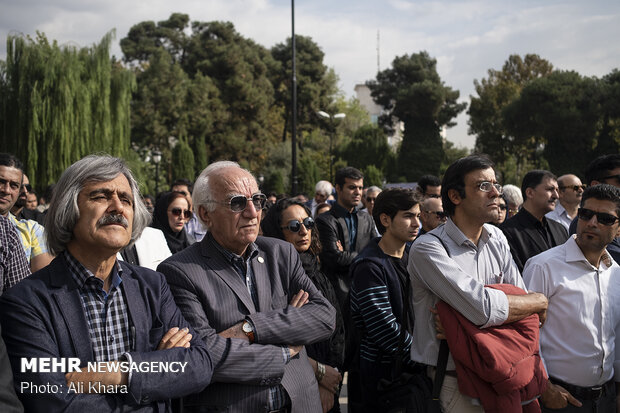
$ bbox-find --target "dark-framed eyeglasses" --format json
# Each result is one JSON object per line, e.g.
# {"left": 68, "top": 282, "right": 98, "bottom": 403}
{"left": 426, "top": 194, "right": 441, "bottom": 199}
{"left": 282, "top": 217, "right": 315, "bottom": 233}
{"left": 476, "top": 181, "right": 503, "bottom": 194}
{"left": 577, "top": 208, "right": 619, "bottom": 226}
{"left": 559, "top": 184, "right": 586, "bottom": 192}
{"left": 21, "top": 184, "right": 32, "bottom": 192}
{"left": 425, "top": 210, "right": 447, "bottom": 220}
{"left": 207, "top": 193, "right": 267, "bottom": 213}
{"left": 498, "top": 204, "right": 507, "bottom": 211}
{"left": 366, "top": 197, "right": 376, "bottom": 203}
{"left": 170, "top": 208, "right": 192, "bottom": 219}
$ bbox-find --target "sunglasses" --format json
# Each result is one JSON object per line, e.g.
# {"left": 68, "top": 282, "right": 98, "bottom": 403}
{"left": 208, "top": 193, "right": 267, "bottom": 213}
{"left": 426, "top": 194, "right": 441, "bottom": 199}
{"left": 170, "top": 208, "right": 192, "bottom": 219}
{"left": 577, "top": 208, "right": 619, "bottom": 226}
{"left": 498, "top": 204, "right": 507, "bottom": 211}
{"left": 559, "top": 184, "right": 586, "bottom": 192}
{"left": 21, "top": 184, "right": 33, "bottom": 192}
{"left": 366, "top": 197, "right": 376, "bottom": 203}
{"left": 282, "top": 217, "right": 315, "bottom": 233}
{"left": 425, "top": 210, "right": 447, "bottom": 220}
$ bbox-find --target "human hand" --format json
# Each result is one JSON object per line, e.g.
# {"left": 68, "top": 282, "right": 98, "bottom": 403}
{"left": 157, "top": 327, "right": 192, "bottom": 350}
{"left": 318, "top": 365, "right": 342, "bottom": 394}
{"left": 540, "top": 381, "right": 582, "bottom": 409}
{"left": 430, "top": 307, "right": 446, "bottom": 340}
{"left": 65, "top": 365, "right": 127, "bottom": 393}
{"left": 289, "top": 345, "right": 302, "bottom": 357}
{"left": 527, "top": 291, "right": 548, "bottom": 326}
{"left": 218, "top": 321, "right": 247, "bottom": 340}
{"left": 319, "top": 385, "right": 335, "bottom": 413}
{"left": 336, "top": 240, "right": 343, "bottom": 252}
{"left": 290, "top": 290, "right": 309, "bottom": 308}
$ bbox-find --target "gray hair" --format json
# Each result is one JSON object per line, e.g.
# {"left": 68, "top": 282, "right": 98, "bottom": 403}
{"left": 45, "top": 154, "right": 151, "bottom": 255}
{"left": 315, "top": 180, "right": 333, "bottom": 196}
{"left": 192, "top": 161, "right": 256, "bottom": 228}
{"left": 502, "top": 184, "right": 523, "bottom": 207}
{"left": 366, "top": 185, "right": 382, "bottom": 195}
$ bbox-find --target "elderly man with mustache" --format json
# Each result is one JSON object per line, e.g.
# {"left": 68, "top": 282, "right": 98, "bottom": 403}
{"left": 0, "top": 155, "right": 213, "bottom": 412}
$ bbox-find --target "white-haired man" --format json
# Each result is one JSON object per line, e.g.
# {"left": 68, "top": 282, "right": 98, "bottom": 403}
{"left": 158, "top": 161, "right": 336, "bottom": 412}
{"left": 307, "top": 180, "right": 333, "bottom": 217}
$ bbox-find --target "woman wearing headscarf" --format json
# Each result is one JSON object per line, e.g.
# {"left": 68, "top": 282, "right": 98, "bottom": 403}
{"left": 262, "top": 198, "right": 345, "bottom": 413}
{"left": 152, "top": 191, "right": 195, "bottom": 254}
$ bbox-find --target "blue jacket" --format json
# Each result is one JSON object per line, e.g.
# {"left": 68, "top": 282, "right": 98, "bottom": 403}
{"left": 0, "top": 255, "right": 213, "bottom": 412}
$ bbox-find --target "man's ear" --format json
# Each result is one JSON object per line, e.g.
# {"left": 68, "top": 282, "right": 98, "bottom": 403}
{"left": 198, "top": 205, "right": 211, "bottom": 227}
{"left": 525, "top": 187, "right": 535, "bottom": 200}
{"left": 379, "top": 213, "right": 391, "bottom": 230}
{"left": 448, "top": 188, "right": 462, "bottom": 206}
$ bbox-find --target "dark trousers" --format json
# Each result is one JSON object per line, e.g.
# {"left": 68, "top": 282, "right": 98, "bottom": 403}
{"left": 542, "top": 379, "right": 616, "bottom": 413}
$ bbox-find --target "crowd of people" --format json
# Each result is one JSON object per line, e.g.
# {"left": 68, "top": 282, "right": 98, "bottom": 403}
{"left": 0, "top": 151, "right": 618, "bottom": 413}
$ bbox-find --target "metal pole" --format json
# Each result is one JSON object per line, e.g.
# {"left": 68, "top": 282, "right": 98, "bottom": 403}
{"left": 291, "top": 0, "right": 298, "bottom": 195}
{"left": 155, "top": 163, "right": 160, "bottom": 196}
{"left": 329, "top": 128, "right": 334, "bottom": 183}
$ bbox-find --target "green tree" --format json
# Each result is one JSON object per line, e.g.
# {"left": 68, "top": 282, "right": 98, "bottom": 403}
{"left": 0, "top": 31, "right": 134, "bottom": 187}
{"left": 503, "top": 71, "right": 599, "bottom": 176}
{"left": 595, "top": 70, "right": 620, "bottom": 156}
{"left": 367, "top": 51, "right": 466, "bottom": 181}
{"left": 468, "top": 54, "right": 553, "bottom": 175}
{"left": 339, "top": 125, "right": 390, "bottom": 173}
{"left": 171, "top": 139, "right": 195, "bottom": 181}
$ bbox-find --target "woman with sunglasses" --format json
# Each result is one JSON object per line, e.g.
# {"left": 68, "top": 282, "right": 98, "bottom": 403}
{"left": 262, "top": 198, "right": 345, "bottom": 413}
{"left": 152, "top": 191, "right": 195, "bottom": 254}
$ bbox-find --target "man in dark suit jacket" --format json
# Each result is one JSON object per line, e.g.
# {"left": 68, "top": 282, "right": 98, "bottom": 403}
{"left": 0, "top": 155, "right": 212, "bottom": 412}
{"left": 315, "top": 167, "right": 376, "bottom": 309}
{"left": 158, "top": 161, "right": 335, "bottom": 413}
{"left": 501, "top": 170, "right": 568, "bottom": 272}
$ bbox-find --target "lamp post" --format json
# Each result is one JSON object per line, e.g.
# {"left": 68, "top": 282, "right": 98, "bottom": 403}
{"left": 317, "top": 111, "right": 346, "bottom": 183}
{"left": 152, "top": 150, "right": 162, "bottom": 196}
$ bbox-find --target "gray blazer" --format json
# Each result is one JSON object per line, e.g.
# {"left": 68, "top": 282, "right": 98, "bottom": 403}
{"left": 158, "top": 234, "right": 336, "bottom": 413}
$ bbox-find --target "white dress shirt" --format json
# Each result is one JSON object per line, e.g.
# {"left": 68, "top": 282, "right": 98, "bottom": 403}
{"left": 545, "top": 202, "right": 573, "bottom": 231}
{"left": 408, "top": 219, "right": 525, "bottom": 368}
{"left": 523, "top": 235, "right": 620, "bottom": 387}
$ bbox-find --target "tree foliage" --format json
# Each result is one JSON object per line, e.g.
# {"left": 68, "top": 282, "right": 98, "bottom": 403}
{"left": 0, "top": 31, "right": 134, "bottom": 188}
{"left": 468, "top": 54, "right": 553, "bottom": 177}
{"left": 367, "top": 51, "right": 466, "bottom": 181}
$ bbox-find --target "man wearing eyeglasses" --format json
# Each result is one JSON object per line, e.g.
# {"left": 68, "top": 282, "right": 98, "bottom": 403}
{"left": 158, "top": 161, "right": 336, "bottom": 412}
{"left": 500, "top": 170, "right": 568, "bottom": 272}
{"left": 546, "top": 174, "right": 585, "bottom": 231}
{"left": 419, "top": 196, "right": 447, "bottom": 236}
{"left": 524, "top": 184, "right": 620, "bottom": 412}
{"left": 409, "top": 155, "right": 548, "bottom": 413}
{"left": 0, "top": 153, "right": 53, "bottom": 273}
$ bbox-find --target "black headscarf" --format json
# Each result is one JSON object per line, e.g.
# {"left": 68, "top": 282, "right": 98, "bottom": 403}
{"left": 151, "top": 191, "right": 192, "bottom": 253}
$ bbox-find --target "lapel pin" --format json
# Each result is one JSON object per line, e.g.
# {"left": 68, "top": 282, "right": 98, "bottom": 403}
{"left": 257, "top": 257, "right": 264, "bottom": 263}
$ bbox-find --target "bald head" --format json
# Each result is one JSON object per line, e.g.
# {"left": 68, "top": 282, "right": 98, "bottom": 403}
{"left": 420, "top": 196, "right": 446, "bottom": 231}
{"left": 557, "top": 174, "right": 584, "bottom": 207}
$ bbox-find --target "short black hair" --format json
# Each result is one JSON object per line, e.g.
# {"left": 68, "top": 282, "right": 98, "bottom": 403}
{"left": 171, "top": 178, "right": 193, "bottom": 194}
{"left": 372, "top": 187, "right": 420, "bottom": 235}
{"left": 581, "top": 184, "right": 620, "bottom": 217}
{"left": 584, "top": 154, "right": 620, "bottom": 186}
{"left": 521, "top": 170, "right": 556, "bottom": 201}
{"left": 417, "top": 175, "right": 441, "bottom": 194}
{"left": 0, "top": 153, "right": 24, "bottom": 172}
{"left": 441, "top": 155, "right": 495, "bottom": 217}
{"left": 335, "top": 167, "right": 363, "bottom": 188}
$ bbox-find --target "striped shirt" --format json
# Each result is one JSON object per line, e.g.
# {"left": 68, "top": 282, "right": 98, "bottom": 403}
{"left": 408, "top": 219, "right": 525, "bottom": 369}
{"left": 64, "top": 251, "right": 131, "bottom": 362}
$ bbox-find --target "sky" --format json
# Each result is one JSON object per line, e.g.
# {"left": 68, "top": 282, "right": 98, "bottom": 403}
{"left": 1, "top": 0, "right": 619, "bottom": 149}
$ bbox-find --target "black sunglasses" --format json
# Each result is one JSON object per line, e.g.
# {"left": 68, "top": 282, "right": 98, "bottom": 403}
{"left": 170, "top": 208, "right": 192, "bottom": 219}
{"left": 282, "top": 217, "right": 315, "bottom": 233}
{"left": 425, "top": 210, "right": 447, "bottom": 220}
{"left": 577, "top": 208, "right": 619, "bottom": 226}
{"left": 498, "top": 204, "right": 507, "bottom": 210}
{"left": 21, "top": 184, "right": 33, "bottom": 192}
{"left": 559, "top": 184, "right": 586, "bottom": 192}
{"left": 366, "top": 197, "right": 376, "bottom": 202}
{"left": 208, "top": 194, "right": 267, "bottom": 213}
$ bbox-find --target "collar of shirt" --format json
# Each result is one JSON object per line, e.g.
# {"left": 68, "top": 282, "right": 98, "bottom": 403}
{"left": 520, "top": 207, "right": 550, "bottom": 230}
{"left": 63, "top": 250, "right": 123, "bottom": 291}
{"left": 565, "top": 234, "right": 614, "bottom": 270}
{"left": 208, "top": 232, "right": 259, "bottom": 265}
{"left": 443, "top": 218, "right": 492, "bottom": 249}
{"left": 333, "top": 202, "right": 358, "bottom": 217}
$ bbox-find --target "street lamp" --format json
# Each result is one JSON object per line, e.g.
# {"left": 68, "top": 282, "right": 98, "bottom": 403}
{"left": 317, "top": 111, "right": 346, "bottom": 183}
{"left": 152, "top": 149, "right": 162, "bottom": 196}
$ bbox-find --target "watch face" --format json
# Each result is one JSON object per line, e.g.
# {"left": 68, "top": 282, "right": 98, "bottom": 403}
{"left": 242, "top": 322, "right": 252, "bottom": 333}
